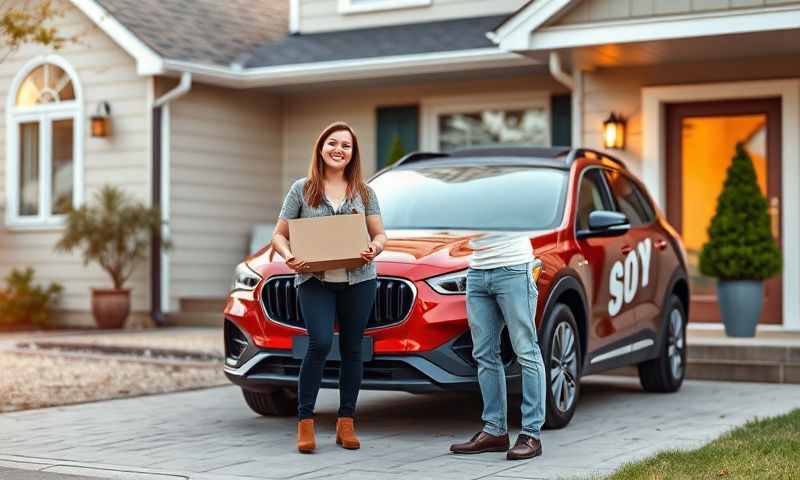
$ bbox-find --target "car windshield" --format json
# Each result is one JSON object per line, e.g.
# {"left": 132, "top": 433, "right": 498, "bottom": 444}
{"left": 369, "top": 164, "right": 568, "bottom": 230}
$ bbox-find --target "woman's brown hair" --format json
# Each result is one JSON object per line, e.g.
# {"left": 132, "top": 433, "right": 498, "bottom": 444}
{"left": 303, "top": 122, "right": 370, "bottom": 209}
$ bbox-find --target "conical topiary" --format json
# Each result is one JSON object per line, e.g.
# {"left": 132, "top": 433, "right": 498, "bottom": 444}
{"left": 699, "top": 142, "right": 781, "bottom": 281}
{"left": 385, "top": 134, "right": 406, "bottom": 166}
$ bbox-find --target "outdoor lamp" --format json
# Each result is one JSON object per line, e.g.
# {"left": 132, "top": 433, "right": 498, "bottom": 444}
{"left": 603, "top": 112, "right": 626, "bottom": 149}
{"left": 91, "top": 101, "right": 112, "bottom": 137}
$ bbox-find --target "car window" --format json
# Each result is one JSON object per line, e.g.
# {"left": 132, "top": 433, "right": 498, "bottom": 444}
{"left": 604, "top": 170, "right": 654, "bottom": 227}
{"left": 576, "top": 169, "right": 608, "bottom": 231}
{"left": 370, "top": 165, "right": 568, "bottom": 230}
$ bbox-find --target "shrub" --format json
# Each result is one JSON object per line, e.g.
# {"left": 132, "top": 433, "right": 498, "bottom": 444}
{"left": 0, "top": 268, "right": 62, "bottom": 326}
{"left": 55, "top": 185, "right": 170, "bottom": 289}
{"left": 699, "top": 143, "right": 781, "bottom": 280}
{"left": 385, "top": 134, "right": 407, "bottom": 167}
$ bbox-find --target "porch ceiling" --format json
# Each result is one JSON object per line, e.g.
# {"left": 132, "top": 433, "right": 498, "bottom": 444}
{"left": 548, "top": 29, "right": 800, "bottom": 70}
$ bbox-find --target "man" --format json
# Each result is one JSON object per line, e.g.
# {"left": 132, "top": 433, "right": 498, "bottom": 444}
{"left": 450, "top": 232, "right": 546, "bottom": 460}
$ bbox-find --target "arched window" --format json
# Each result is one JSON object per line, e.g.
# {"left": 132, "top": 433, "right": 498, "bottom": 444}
{"left": 6, "top": 56, "right": 83, "bottom": 227}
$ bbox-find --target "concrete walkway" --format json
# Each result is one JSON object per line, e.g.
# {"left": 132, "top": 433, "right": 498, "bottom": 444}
{"left": 1, "top": 376, "right": 799, "bottom": 480}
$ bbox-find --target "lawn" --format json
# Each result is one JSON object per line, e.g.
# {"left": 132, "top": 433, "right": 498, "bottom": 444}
{"left": 607, "top": 409, "right": 800, "bottom": 480}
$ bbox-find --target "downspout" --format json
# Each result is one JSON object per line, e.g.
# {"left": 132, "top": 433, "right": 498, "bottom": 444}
{"left": 548, "top": 52, "right": 581, "bottom": 148}
{"left": 151, "top": 72, "right": 192, "bottom": 326}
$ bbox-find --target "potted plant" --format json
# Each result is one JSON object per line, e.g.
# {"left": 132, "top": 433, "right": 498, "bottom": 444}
{"left": 699, "top": 143, "right": 781, "bottom": 337}
{"left": 55, "top": 185, "right": 169, "bottom": 329}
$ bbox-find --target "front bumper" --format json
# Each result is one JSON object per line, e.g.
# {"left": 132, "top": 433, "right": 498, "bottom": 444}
{"left": 224, "top": 332, "right": 520, "bottom": 394}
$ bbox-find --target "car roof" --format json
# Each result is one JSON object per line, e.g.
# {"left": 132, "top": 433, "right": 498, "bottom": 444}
{"left": 388, "top": 146, "right": 626, "bottom": 172}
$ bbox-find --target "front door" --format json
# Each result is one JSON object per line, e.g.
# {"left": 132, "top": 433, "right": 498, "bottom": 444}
{"left": 666, "top": 98, "right": 783, "bottom": 324}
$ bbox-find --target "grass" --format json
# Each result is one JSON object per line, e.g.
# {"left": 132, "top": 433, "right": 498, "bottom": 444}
{"left": 605, "top": 409, "right": 800, "bottom": 480}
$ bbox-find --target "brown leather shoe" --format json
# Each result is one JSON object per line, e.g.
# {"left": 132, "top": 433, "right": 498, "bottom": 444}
{"left": 297, "top": 419, "right": 316, "bottom": 453}
{"left": 450, "top": 431, "right": 510, "bottom": 454}
{"left": 506, "top": 434, "right": 542, "bottom": 460}
{"left": 336, "top": 417, "right": 360, "bottom": 450}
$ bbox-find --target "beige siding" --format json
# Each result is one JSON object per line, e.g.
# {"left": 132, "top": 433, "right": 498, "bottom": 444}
{"left": 283, "top": 74, "right": 568, "bottom": 188}
{"left": 578, "top": 54, "right": 800, "bottom": 175}
{"left": 554, "top": 0, "right": 800, "bottom": 25}
{"left": 300, "top": 0, "right": 525, "bottom": 33}
{"left": 0, "top": 2, "right": 151, "bottom": 326}
{"left": 169, "top": 85, "right": 282, "bottom": 310}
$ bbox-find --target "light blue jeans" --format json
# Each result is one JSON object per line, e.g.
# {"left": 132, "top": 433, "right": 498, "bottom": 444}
{"left": 466, "top": 262, "right": 546, "bottom": 439}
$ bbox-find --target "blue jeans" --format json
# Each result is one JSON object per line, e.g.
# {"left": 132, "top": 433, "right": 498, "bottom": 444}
{"left": 466, "top": 262, "right": 546, "bottom": 439}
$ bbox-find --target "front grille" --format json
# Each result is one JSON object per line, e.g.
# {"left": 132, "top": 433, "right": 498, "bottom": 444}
{"left": 250, "top": 356, "right": 428, "bottom": 382}
{"left": 224, "top": 320, "right": 248, "bottom": 361}
{"left": 261, "top": 276, "right": 415, "bottom": 330}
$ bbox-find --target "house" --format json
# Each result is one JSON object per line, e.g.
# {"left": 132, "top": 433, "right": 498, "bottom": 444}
{"left": 2, "top": 0, "right": 798, "bottom": 332}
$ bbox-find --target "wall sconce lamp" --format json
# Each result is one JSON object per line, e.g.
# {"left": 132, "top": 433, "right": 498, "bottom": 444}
{"left": 91, "top": 101, "right": 112, "bottom": 137}
{"left": 603, "top": 112, "right": 626, "bottom": 149}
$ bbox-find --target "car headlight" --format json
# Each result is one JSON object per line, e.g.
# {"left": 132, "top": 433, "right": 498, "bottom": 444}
{"left": 231, "top": 262, "right": 262, "bottom": 292}
{"left": 426, "top": 269, "right": 468, "bottom": 295}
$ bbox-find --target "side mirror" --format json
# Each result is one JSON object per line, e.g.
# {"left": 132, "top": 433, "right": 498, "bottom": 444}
{"left": 577, "top": 211, "right": 630, "bottom": 239}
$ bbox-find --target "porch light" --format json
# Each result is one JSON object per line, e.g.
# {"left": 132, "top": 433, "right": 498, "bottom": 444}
{"left": 603, "top": 112, "right": 626, "bottom": 149}
{"left": 91, "top": 101, "right": 112, "bottom": 137}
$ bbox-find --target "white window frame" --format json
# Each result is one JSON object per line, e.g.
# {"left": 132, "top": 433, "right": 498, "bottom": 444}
{"left": 338, "top": 0, "right": 432, "bottom": 15}
{"left": 420, "top": 91, "right": 552, "bottom": 151}
{"left": 5, "top": 55, "right": 84, "bottom": 230}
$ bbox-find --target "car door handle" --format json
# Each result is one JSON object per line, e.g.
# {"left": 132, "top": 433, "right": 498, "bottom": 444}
{"left": 654, "top": 239, "right": 668, "bottom": 251}
{"left": 621, "top": 245, "right": 633, "bottom": 255}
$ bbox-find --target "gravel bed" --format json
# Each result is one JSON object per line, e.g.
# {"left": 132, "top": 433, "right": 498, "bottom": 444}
{"left": 21, "top": 328, "right": 224, "bottom": 356}
{"left": 0, "top": 352, "right": 228, "bottom": 413}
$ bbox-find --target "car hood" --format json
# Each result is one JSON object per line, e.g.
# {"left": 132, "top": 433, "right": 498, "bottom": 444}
{"left": 247, "top": 229, "right": 558, "bottom": 275}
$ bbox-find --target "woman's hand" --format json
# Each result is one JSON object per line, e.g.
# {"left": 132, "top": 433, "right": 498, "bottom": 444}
{"left": 360, "top": 241, "right": 383, "bottom": 262}
{"left": 286, "top": 256, "right": 310, "bottom": 272}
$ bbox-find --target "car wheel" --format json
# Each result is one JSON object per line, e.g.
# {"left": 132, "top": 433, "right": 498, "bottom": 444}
{"left": 541, "top": 303, "right": 581, "bottom": 429}
{"left": 638, "top": 294, "right": 687, "bottom": 393}
{"left": 241, "top": 387, "right": 297, "bottom": 416}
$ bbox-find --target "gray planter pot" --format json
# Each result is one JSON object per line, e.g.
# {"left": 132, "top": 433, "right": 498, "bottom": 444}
{"left": 717, "top": 281, "right": 763, "bottom": 337}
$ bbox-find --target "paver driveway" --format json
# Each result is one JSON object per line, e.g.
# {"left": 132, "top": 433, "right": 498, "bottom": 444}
{"left": 1, "top": 376, "right": 799, "bottom": 480}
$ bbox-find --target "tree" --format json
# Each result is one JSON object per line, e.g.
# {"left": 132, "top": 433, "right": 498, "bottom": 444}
{"left": 385, "top": 134, "right": 406, "bottom": 167}
{"left": 1, "top": 0, "right": 69, "bottom": 63}
{"left": 699, "top": 142, "right": 781, "bottom": 281}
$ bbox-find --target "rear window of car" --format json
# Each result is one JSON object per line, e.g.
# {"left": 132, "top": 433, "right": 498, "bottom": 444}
{"left": 604, "top": 169, "right": 656, "bottom": 226}
{"left": 370, "top": 165, "right": 568, "bottom": 230}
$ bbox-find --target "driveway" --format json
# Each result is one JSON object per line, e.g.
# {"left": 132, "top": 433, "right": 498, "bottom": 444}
{"left": 1, "top": 376, "right": 799, "bottom": 480}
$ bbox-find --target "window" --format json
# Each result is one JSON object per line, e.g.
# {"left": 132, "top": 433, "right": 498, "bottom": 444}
{"left": 6, "top": 57, "right": 83, "bottom": 228}
{"left": 421, "top": 93, "right": 551, "bottom": 152}
{"left": 576, "top": 169, "right": 609, "bottom": 231}
{"left": 339, "top": 0, "right": 431, "bottom": 14}
{"left": 604, "top": 170, "right": 655, "bottom": 227}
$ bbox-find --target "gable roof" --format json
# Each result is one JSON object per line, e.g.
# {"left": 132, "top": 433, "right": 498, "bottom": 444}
{"left": 92, "top": 0, "right": 289, "bottom": 66}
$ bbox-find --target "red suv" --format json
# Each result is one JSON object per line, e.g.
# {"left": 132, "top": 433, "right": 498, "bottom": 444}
{"left": 224, "top": 147, "right": 689, "bottom": 429}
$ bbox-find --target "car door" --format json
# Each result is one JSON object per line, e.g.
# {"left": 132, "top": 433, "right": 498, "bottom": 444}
{"left": 574, "top": 168, "right": 634, "bottom": 353}
{"left": 603, "top": 169, "right": 662, "bottom": 338}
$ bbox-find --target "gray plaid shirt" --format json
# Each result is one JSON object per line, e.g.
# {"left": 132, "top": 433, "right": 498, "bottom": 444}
{"left": 278, "top": 178, "right": 381, "bottom": 286}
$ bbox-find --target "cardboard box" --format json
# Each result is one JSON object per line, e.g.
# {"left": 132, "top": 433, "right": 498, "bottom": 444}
{"left": 288, "top": 213, "right": 370, "bottom": 272}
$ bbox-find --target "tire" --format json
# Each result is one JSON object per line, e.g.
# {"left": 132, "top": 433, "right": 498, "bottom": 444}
{"left": 638, "top": 294, "right": 687, "bottom": 393}
{"left": 241, "top": 387, "right": 297, "bottom": 416}
{"left": 541, "top": 303, "right": 582, "bottom": 429}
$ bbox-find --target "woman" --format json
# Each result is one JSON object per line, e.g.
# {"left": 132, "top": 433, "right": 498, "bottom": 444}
{"left": 271, "top": 122, "right": 386, "bottom": 454}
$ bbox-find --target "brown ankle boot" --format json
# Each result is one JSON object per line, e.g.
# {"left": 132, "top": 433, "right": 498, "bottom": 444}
{"left": 297, "top": 419, "right": 315, "bottom": 453}
{"left": 336, "top": 417, "right": 360, "bottom": 450}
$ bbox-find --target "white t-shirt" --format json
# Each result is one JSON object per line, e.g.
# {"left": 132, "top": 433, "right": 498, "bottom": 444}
{"left": 468, "top": 233, "right": 534, "bottom": 270}
{"left": 324, "top": 196, "right": 349, "bottom": 283}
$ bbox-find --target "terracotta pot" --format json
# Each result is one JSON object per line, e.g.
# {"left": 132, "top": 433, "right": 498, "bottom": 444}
{"left": 91, "top": 288, "right": 131, "bottom": 329}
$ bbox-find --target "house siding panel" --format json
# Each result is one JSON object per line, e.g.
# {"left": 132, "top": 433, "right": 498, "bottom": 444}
{"left": 282, "top": 74, "right": 568, "bottom": 189}
{"left": 169, "top": 84, "right": 282, "bottom": 311}
{"left": 299, "top": 0, "right": 525, "bottom": 33}
{"left": 552, "top": 0, "right": 800, "bottom": 25}
{"left": 0, "top": 3, "right": 151, "bottom": 326}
